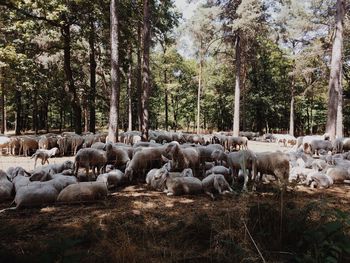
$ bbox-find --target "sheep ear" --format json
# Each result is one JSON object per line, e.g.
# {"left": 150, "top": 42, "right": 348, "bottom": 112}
{"left": 161, "top": 155, "right": 170, "bottom": 163}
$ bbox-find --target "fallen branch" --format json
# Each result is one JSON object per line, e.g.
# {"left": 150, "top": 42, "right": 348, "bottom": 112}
{"left": 243, "top": 221, "right": 266, "bottom": 263}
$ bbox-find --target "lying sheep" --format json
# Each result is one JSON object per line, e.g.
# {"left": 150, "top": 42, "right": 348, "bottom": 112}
{"left": 165, "top": 176, "right": 202, "bottom": 196}
{"left": 326, "top": 167, "right": 350, "bottom": 183}
{"left": 289, "top": 167, "right": 313, "bottom": 183}
{"left": 0, "top": 170, "right": 13, "bottom": 201}
{"left": 205, "top": 166, "right": 232, "bottom": 184}
{"left": 306, "top": 172, "right": 333, "bottom": 189}
{"left": 311, "top": 159, "right": 328, "bottom": 171}
{"left": 57, "top": 182, "right": 108, "bottom": 203}
{"left": 6, "top": 166, "right": 31, "bottom": 181}
{"left": 74, "top": 148, "right": 107, "bottom": 181}
{"left": 14, "top": 175, "right": 77, "bottom": 208}
{"left": 96, "top": 169, "right": 127, "bottom": 189}
{"left": 30, "top": 160, "right": 74, "bottom": 181}
{"left": 30, "top": 147, "right": 59, "bottom": 168}
{"left": 146, "top": 167, "right": 193, "bottom": 191}
{"left": 202, "top": 174, "right": 233, "bottom": 200}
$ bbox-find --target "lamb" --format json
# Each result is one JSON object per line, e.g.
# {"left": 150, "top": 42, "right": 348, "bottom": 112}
{"left": 14, "top": 175, "right": 77, "bottom": 208}
{"left": 0, "top": 170, "right": 13, "bottom": 201}
{"left": 57, "top": 182, "right": 108, "bottom": 203}
{"left": 30, "top": 147, "right": 59, "bottom": 168}
{"left": 96, "top": 169, "right": 127, "bottom": 189}
{"left": 202, "top": 174, "right": 233, "bottom": 200}
{"left": 74, "top": 148, "right": 107, "bottom": 181}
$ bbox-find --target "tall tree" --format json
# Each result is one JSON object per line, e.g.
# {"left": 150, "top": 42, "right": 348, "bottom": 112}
{"left": 108, "top": 0, "right": 120, "bottom": 143}
{"left": 141, "top": 0, "right": 151, "bottom": 141}
{"left": 326, "top": 0, "right": 346, "bottom": 139}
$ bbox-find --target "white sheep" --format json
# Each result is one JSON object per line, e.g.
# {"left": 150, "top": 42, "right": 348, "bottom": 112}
{"left": 202, "top": 174, "right": 233, "bottom": 200}
{"left": 14, "top": 175, "right": 78, "bottom": 208}
{"left": 96, "top": 169, "right": 127, "bottom": 189}
{"left": 0, "top": 170, "right": 13, "bottom": 201}
{"left": 31, "top": 147, "right": 59, "bottom": 168}
{"left": 164, "top": 177, "right": 203, "bottom": 196}
{"left": 57, "top": 182, "right": 108, "bottom": 203}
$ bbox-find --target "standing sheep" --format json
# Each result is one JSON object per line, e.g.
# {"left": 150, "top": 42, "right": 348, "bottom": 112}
{"left": 74, "top": 148, "right": 107, "bottom": 181}
{"left": 31, "top": 147, "right": 59, "bottom": 168}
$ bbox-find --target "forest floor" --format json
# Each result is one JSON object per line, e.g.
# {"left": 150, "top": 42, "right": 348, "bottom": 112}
{"left": 1, "top": 141, "right": 350, "bottom": 263}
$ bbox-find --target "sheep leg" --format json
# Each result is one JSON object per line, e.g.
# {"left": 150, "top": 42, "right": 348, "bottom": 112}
{"left": 205, "top": 191, "right": 215, "bottom": 200}
{"left": 86, "top": 167, "right": 90, "bottom": 181}
{"left": 34, "top": 157, "right": 38, "bottom": 169}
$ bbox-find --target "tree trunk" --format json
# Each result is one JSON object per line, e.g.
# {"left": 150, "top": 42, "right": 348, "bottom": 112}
{"left": 108, "top": 0, "right": 120, "bottom": 143}
{"left": 32, "top": 87, "right": 38, "bottom": 134}
{"left": 197, "top": 42, "right": 203, "bottom": 134}
{"left": 326, "top": 0, "right": 345, "bottom": 139}
{"left": 0, "top": 70, "right": 6, "bottom": 134}
{"left": 89, "top": 17, "right": 96, "bottom": 133}
{"left": 15, "top": 89, "right": 21, "bottom": 135}
{"left": 141, "top": 0, "right": 151, "bottom": 141}
{"left": 127, "top": 46, "right": 133, "bottom": 131}
{"left": 289, "top": 88, "right": 294, "bottom": 136}
{"left": 336, "top": 65, "right": 343, "bottom": 138}
{"left": 62, "top": 23, "right": 82, "bottom": 134}
{"left": 164, "top": 70, "right": 168, "bottom": 131}
{"left": 233, "top": 34, "right": 241, "bottom": 137}
{"left": 137, "top": 21, "right": 142, "bottom": 131}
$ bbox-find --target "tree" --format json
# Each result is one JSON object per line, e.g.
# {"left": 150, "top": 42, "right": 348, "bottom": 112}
{"left": 326, "top": 0, "right": 346, "bottom": 139}
{"left": 108, "top": 0, "right": 120, "bottom": 143}
{"left": 141, "top": 0, "right": 151, "bottom": 141}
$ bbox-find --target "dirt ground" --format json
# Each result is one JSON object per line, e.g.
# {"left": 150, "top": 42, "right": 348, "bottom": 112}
{"left": 1, "top": 141, "right": 350, "bottom": 263}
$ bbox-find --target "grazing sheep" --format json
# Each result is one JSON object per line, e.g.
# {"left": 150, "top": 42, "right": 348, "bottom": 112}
{"left": 20, "top": 136, "right": 39, "bottom": 157}
{"left": 202, "top": 174, "right": 233, "bottom": 200}
{"left": 31, "top": 147, "right": 59, "bottom": 168}
{"left": 57, "top": 182, "right": 108, "bottom": 203}
{"left": 333, "top": 138, "right": 344, "bottom": 153}
{"left": 105, "top": 143, "right": 130, "bottom": 169}
{"left": 96, "top": 169, "right": 127, "bottom": 189}
{"left": 308, "top": 140, "right": 333, "bottom": 156}
{"left": 74, "top": 148, "right": 107, "bottom": 181}
{"left": 0, "top": 170, "right": 13, "bottom": 201}
{"left": 254, "top": 151, "right": 290, "bottom": 189}
{"left": 164, "top": 176, "right": 202, "bottom": 196}
{"left": 124, "top": 146, "right": 166, "bottom": 182}
{"left": 211, "top": 149, "right": 227, "bottom": 165}
{"left": 0, "top": 136, "right": 10, "bottom": 155}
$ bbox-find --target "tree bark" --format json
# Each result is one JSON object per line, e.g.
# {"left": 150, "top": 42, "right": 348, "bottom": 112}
{"left": 108, "top": 0, "right": 120, "bottom": 143}
{"left": 326, "top": 0, "right": 345, "bottom": 139}
{"left": 233, "top": 33, "right": 241, "bottom": 137}
{"left": 137, "top": 21, "right": 142, "bottom": 131}
{"left": 15, "top": 89, "right": 21, "bottom": 135}
{"left": 197, "top": 40, "right": 203, "bottom": 134}
{"left": 0, "top": 69, "right": 6, "bottom": 134}
{"left": 164, "top": 70, "right": 168, "bottom": 131}
{"left": 62, "top": 23, "right": 82, "bottom": 134}
{"left": 32, "top": 86, "right": 38, "bottom": 134}
{"left": 141, "top": 0, "right": 151, "bottom": 141}
{"left": 127, "top": 46, "right": 133, "bottom": 131}
{"left": 89, "top": 17, "right": 96, "bottom": 133}
{"left": 289, "top": 87, "right": 294, "bottom": 136}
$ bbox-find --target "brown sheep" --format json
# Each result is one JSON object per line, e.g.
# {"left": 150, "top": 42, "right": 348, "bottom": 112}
{"left": 20, "top": 136, "right": 39, "bottom": 157}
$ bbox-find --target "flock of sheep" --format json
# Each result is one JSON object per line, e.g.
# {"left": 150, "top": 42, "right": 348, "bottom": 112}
{"left": 0, "top": 130, "right": 350, "bottom": 209}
